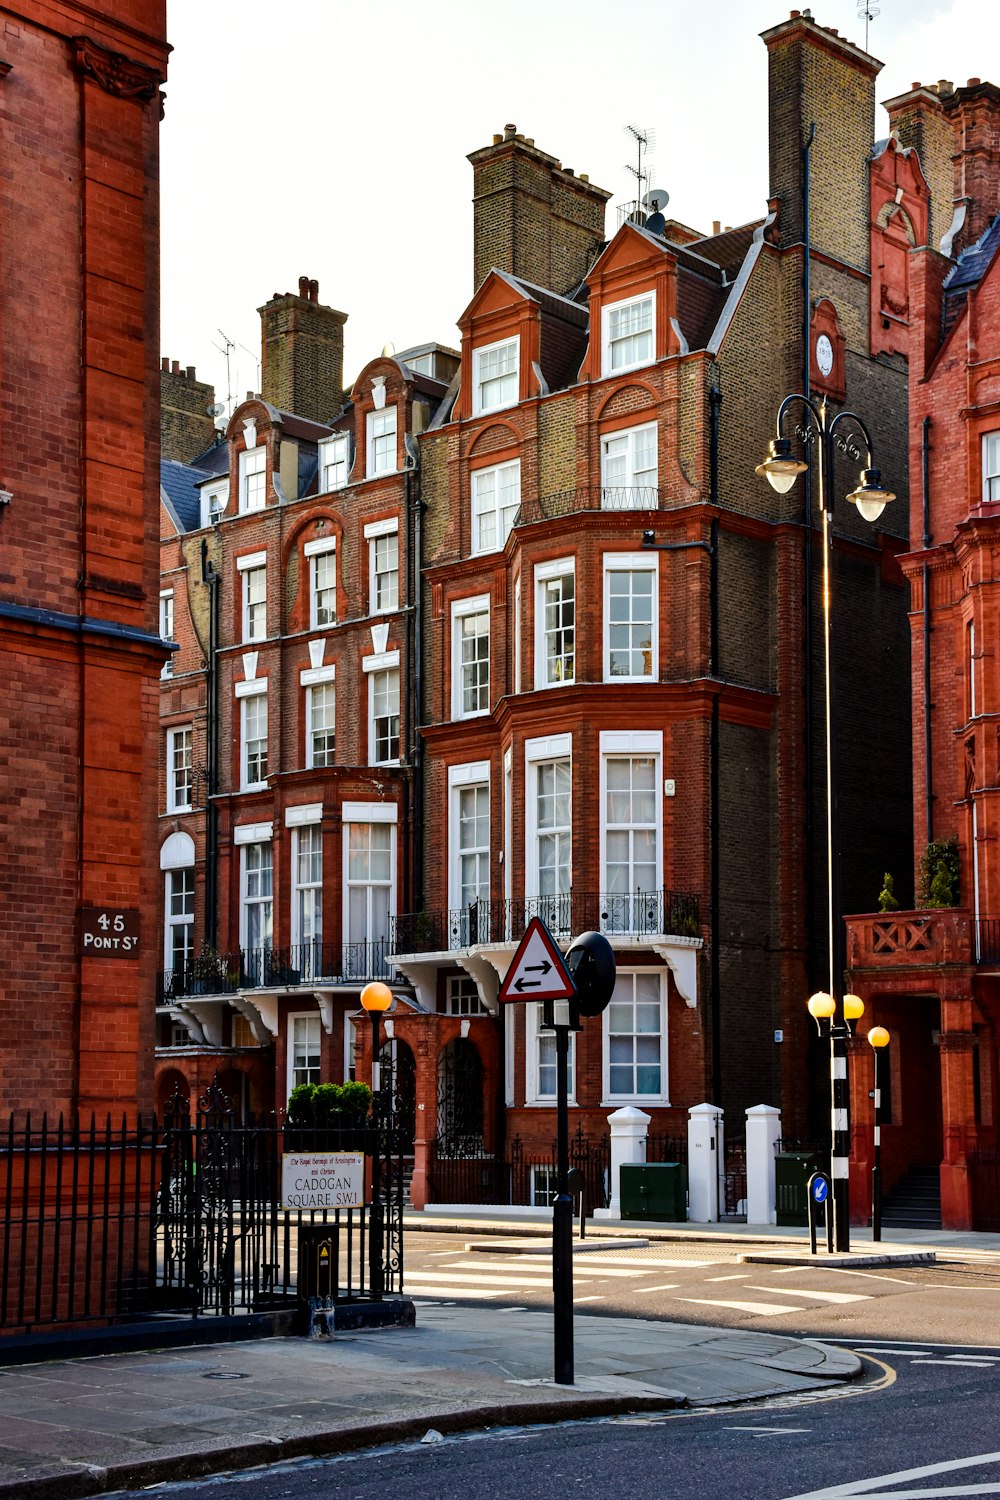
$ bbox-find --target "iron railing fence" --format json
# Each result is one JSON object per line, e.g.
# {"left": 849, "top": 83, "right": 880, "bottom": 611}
{"left": 0, "top": 1093, "right": 404, "bottom": 1335}
{"left": 158, "top": 939, "right": 393, "bottom": 1002}
{"left": 513, "top": 484, "right": 666, "bottom": 527}
{"left": 976, "top": 919, "right": 1000, "bottom": 964}
{"left": 426, "top": 1130, "right": 610, "bottom": 1212}
{"left": 969, "top": 1148, "right": 1000, "bottom": 1232}
{"left": 720, "top": 1136, "right": 747, "bottom": 1219}
{"left": 646, "top": 1131, "right": 688, "bottom": 1165}
{"left": 392, "top": 889, "right": 700, "bottom": 955}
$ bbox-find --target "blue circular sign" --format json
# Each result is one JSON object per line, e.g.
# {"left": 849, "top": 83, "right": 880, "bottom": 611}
{"left": 811, "top": 1176, "right": 829, "bottom": 1203}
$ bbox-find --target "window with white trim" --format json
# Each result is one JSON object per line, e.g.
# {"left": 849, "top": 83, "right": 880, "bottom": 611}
{"left": 534, "top": 560, "right": 575, "bottom": 688}
{"left": 473, "top": 336, "right": 519, "bottom": 414}
{"left": 445, "top": 975, "right": 487, "bottom": 1016}
{"left": 292, "top": 825, "right": 323, "bottom": 967}
{"left": 308, "top": 541, "right": 336, "bottom": 629}
{"left": 531, "top": 756, "right": 572, "bottom": 927}
{"left": 604, "top": 556, "right": 657, "bottom": 681}
{"left": 983, "top": 432, "right": 1000, "bottom": 503}
{"left": 239, "top": 444, "right": 266, "bottom": 513}
{"left": 288, "top": 1014, "right": 321, "bottom": 1095}
{"left": 452, "top": 596, "right": 490, "bottom": 719}
{"left": 164, "top": 867, "right": 194, "bottom": 973}
{"left": 318, "top": 433, "right": 349, "bottom": 493}
{"left": 344, "top": 1015, "right": 357, "bottom": 1082}
{"left": 604, "top": 970, "right": 667, "bottom": 1102}
{"left": 242, "top": 564, "right": 266, "bottom": 643}
{"left": 456, "top": 785, "right": 489, "bottom": 909}
{"left": 241, "top": 691, "right": 268, "bottom": 789}
{"left": 369, "top": 667, "right": 400, "bottom": 765}
{"left": 601, "top": 422, "right": 658, "bottom": 507}
{"left": 160, "top": 591, "right": 174, "bottom": 679}
{"left": 307, "top": 682, "right": 336, "bottom": 768}
{"left": 345, "top": 821, "right": 393, "bottom": 952}
{"left": 527, "top": 1001, "right": 576, "bottom": 1104}
{"left": 602, "top": 293, "right": 654, "bottom": 375}
{"left": 201, "top": 481, "right": 228, "bottom": 527}
{"left": 368, "top": 526, "right": 399, "bottom": 614}
{"left": 471, "top": 460, "right": 519, "bottom": 555}
{"left": 241, "top": 841, "right": 273, "bottom": 951}
{"left": 166, "top": 726, "right": 193, "bottom": 812}
{"left": 601, "top": 734, "right": 662, "bottom": 934}
{"left": 367, "top": 407, "right": 397, "bottom": 477}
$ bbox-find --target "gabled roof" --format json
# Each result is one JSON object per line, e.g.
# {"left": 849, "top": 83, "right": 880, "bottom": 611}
{"left": 161, "top": 459, "right": 210, "bottom": 534}
{"left": 687, "top": 220, "right": 764, "bottom": 279}
{"left": 944, "top": 212, "right": 1000, "bottom": 294}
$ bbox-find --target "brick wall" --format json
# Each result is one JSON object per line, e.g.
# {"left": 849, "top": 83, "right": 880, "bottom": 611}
{"left": 160, "top": 360, "right": 216, "bottom": 462}
{"left": 258, "top": 279, "right": 347, "bottom": 423}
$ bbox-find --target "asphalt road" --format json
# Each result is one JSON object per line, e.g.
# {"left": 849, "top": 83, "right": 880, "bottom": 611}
{"left": 398, "top": 1231, "right": 1000, "bottom": 1345}
{"left": 105, "top": 1339, "right": 1000, "bottom": 1500}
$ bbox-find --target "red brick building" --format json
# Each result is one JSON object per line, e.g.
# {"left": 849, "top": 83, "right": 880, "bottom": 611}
{"left": 0, "top": 2, "right": 169, "bottom": 1119}
{"left": 847, "top": 80, "right": 1000, "bottom": 1231}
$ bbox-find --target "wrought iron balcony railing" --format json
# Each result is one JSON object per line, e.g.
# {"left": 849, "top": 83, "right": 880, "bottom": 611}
{"left": 157, "top": 939, "right": 393, "bottom": 1003}
{"left": 391, "top": 889, "right": 700, "bottom": 956}
{"left": 512, "top": 484, "right": 665, "bottom": 528}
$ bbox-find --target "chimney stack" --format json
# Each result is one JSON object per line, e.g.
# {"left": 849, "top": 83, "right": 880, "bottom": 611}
{"left": 258, "top": 277, "right": 348, "bottom": 423}
{"left": 882, "top": 80, "right": 955, "bottom": 250}
{"left": 160, "top": 358, "right": 216, "bottom": 464}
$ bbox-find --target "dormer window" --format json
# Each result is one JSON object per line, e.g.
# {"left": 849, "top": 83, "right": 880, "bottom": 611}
{"left": 201, "top": 481, "right": 228, "bottom": 527}
{"left": 367, "top": 408, "right": 397, "bottom": 477}
{"left": 473, "top": 337, "right": 519, "bottom": 415}
{"left": 602, "top": 293, "right": 655, "bottom": 376}
{"left": 318, "top": 434, "right": 349, "bottom": 493}
{"left": 239, "top": 444, "right": 266, "bottom": 513}
{"left": 983, "top": 432, "right": 1000, "bottom": 503}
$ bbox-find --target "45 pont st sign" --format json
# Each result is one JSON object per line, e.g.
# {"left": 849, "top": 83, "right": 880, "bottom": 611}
{"left": 79, "top": 907, "right": 140, "bottom": 957}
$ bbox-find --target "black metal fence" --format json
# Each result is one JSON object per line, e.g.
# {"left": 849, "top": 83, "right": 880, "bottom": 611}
{"left": 0, "top": 1085, "right": 404, "bottom": 1335}
{"left": 393, "top": 889, "right": 700, "bottom": 954}
{"left": 970, "top": 1148, "right": 1000, "bottom": 1231}
{"left": 646, "top": 1132, "right": 688, "bottom": 1165}
{"left": 159, "top": 939, "right": 393, "bottom": 1001}
{"left": 428, "top": 1130, "right": 610, "bottom": 1211}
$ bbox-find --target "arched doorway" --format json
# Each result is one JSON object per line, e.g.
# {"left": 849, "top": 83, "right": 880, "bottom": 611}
{"left": 379, "top": 1038, "right": 416, "bottom": 1153}
{"left": 436, "top": 1037, "right": 484, "bottom": 1156}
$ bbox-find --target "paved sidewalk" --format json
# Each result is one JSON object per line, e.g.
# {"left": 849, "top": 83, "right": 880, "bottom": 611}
{"left": 0, "top": 1304, "right": 859, "bottom": 1499}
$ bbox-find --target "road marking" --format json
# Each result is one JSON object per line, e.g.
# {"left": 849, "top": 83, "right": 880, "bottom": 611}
{"left": 447, "top": 1258, "right": 646, "bottom": 1279}
{"left": 778, "top": 1447, "right": 1000, "bottom": 1498}
{"left": 706, "top": 1273, "right": 750, "bottom": 1281}
{"left": 516, "top": 1254, "right": 719, "bottom": 1268}
{"left": 407, "top": 1287, "right": 508, "bottom": 1300}
{"left": 673, "top": 1297, "right": 806, "bottom": 1317}
{"left": 836, "top": 1340, "right": 1000, "bottom": 1354}
{"left": 924, "top": 1283, "right": 1000, "bottom": 1291}
{"left": 911, "top": 1358, "right": 999, "bottom": 1367}
{"left": 727, "top": 1426, "right": 813, "bottom": 1435}
{"left": 404, "top": 1270, "right": 564, "bottom": 1288}
{"left": 813, "top": 1268, "right": 918, "bottom": 1286}
{"left": 574, "top": 1295, "right": 605, "bottom": 1303}
{"left": 745, "top": 1285, "right": 873, "bottom": 1305}
{"left": 643, "top": 1283, "right": 681, "bottom": 1292}
{"left": 497, "top": 1305, "right": 528, "bottom": 1312}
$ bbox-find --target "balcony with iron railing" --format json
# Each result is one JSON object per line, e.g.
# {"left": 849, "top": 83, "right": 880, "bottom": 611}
{"left": 157, "top": 939, "right": 393, "bottom": 1004}
{"left": 391, "top": 889, "right": 701, "bottom": 956}
{"left": 844, "top": 909, "right": 1000, "bottom": 971}
{"left": 513, "top": 484, "right": 665, "bottom": 528}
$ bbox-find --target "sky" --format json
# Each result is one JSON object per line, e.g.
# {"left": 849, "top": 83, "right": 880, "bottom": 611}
{"left": 160, "top": 0, "right": 999, "bottom": 416}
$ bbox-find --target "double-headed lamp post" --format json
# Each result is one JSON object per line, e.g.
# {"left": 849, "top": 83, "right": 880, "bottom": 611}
{"left": 868, "top": 1025, "right": 891, "bottom": 1241}
{"left": 757, "top": 394, "right": 895, "bottom": 1254}
{"left": 360, "top": 980, "right": 393, "bottom": 1300}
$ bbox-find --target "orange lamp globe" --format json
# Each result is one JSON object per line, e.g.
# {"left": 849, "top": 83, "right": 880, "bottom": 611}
{"left": 843, "top": 994, "right": 865, "bottom": 1022}
{"left": 868, "top": 1026, "right": 890, "bottom": 1050}
{"left": 360, "top": 981, "right": 393, "bottom": 1013}
{"left": 807, "top": 991, "right": 836, "bottom": 1021}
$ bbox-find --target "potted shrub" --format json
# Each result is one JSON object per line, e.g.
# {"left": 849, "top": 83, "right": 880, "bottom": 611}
{"left": 918, "top": 838, "right": 961, "bottom": 908}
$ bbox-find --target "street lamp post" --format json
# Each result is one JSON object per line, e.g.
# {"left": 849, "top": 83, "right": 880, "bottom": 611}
{"left": 757, "top": 396, "right": 895, "bottom": 1253}
{"left": 868, "top": 1025, "right": 891, "bottom": 1241}
{"left": 360, "top": 980, "right": 393, "bottom": 1300}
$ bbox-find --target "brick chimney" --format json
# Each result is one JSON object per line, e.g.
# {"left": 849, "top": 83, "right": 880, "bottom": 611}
{"left": 882, "top": 81, "right": 955, "bottom": 251}
{"left": 468, "top": 125, "right": 611, "bottom": 296}
{"left": 946, "top": 80, "right": 1000, "bottom": 253}
{"left": 160, "top": 358, "right": 216, "bottom": 464}
{"left": 762, "top": 11, "right": 881, "bottom": 266}
{"left": 258, "top": 278, "right": 348, "bottom": 423}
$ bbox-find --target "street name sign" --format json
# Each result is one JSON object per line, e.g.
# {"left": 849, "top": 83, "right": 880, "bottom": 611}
{"left": 79, "top": 907, "right": 140, "bottom": 957}
{"left": 281, "top": 1152, "right": 364, "bottom": 1210}
{"left": 499, "top": 916, "right": 576, "bottom": 1003}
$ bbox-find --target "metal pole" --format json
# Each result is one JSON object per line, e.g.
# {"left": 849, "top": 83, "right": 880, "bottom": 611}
{"left": 552, "top": 1024, "right": 574, "bottom": 1385}
{"left": 369, "top": 1013, "right": 384, "bottom": 1299}
{"left": 872, "top": 1046, "right": 883, "bottom": 1242}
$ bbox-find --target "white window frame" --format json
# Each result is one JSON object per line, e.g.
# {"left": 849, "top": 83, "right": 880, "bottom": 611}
{"left": 159, "top": 590, "right": 175, "bottom": 679}
{"left": 599, "top": 729, "right": 663, "bottom": 917}
{"left": 318, "top": 432, "right": 350, "bottom": 493}
{"left": 526, "top": 1001, "right": 576, "bottom": 1105}
{"left": 344, "top": 1014, "right": 357, "bottom": 1082}
{"left": 534, "top": 558, "right": 575, "bottom": 689}
{"left": 601, "top": 969, "right": 669, "bottom": 1105}
{"left": 472, "top": 336, "right": 519, "bottom": 415}
{"left": 287, "top": 1012, "right": 322, "bottom": 1097}
{"left": 444, "top": 974, "right": 487, "bottom": 1016}
{"left": 306, "top": 680, "right": 336, "bottom": 769}
{"left": 366, "top": 406, "right": 397, "bottom": 477}
{"left": 341, "top": 806, "right": 397, "bottom": 963}
{"left": 451, "top": 594, "right": 491, "bottom": 720}
{"left": 240, "top": 838, "right": 273, "bottom": 952}
{"left": 201, "top": 480, "right": 228, "bottom": 527}
{"left": 365, "top": 518, "right": 399, "bottom": 615}
{"left": 601, "top": 292, "right": 655, "bottom": 377}
{"left": 305, "top": 536, "right": 336, "bottom": 630}
{"left": 603, "top": 553, "right": 658, "bottom": 682}
{"left": 163, "top": 866, "right": 195, "bottom": 972}
{"left": 166, "top": 725, "right": 193, "bottom": 813}
{"left": 600, "top": 420, "right": 658, "bottom": 508}
{"left": 524, "top": 734, "right": 572, "bottom": 930}
{"left": 239, "top": 686, "right": 269, "bottom": 791}
{"left": 471, "top": 459, "right": 520, "bottom": 556}
{"left": 448, "top": 761, "right": 491, "bottom": 921}
{"left": 239, "top": 443, "right": 266, "bottom": 513}
{"left": 237, "top": 551, "right": 267, "bottom": 644}
{"left": 367, "top": 660, "right": 400, "bottom": 766}
{"left": 291, "top": 823, "right": 323, "bottom": 955}
{"left": 983, "top": 431, "right": 1000, "bottom": 504}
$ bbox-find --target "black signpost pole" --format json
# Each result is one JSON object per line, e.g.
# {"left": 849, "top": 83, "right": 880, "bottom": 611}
{"left": 553, "top": 1023, "right": 574, "bottom": 1386}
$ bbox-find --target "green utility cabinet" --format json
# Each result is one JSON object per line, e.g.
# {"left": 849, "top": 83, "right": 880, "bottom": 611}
{"left": 620, "top": 1163, "right": 687, "bottom": 1222}
{"left": 775, "top": 1151, "right": 822, "bottom": 1226}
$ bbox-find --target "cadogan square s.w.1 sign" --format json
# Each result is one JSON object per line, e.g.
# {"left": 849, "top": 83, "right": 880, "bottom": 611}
{"left": 280, "top": 1152, "right": 365, "bottom": 1210}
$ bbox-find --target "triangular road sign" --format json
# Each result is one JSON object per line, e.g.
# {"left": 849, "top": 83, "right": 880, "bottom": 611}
{"left": 498, "top": 916, "right": 576, "bottom": 1003}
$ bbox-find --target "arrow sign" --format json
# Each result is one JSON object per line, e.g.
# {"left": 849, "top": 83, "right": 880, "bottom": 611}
{"left": 498, "top": 916, "right": 576, "bottom": 1003}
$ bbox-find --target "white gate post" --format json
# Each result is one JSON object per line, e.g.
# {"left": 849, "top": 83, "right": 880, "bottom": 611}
{"left": 688, "top": 1102, "right": 723, "bottom": 1222}
{"left": 745, "top": 1104, "right": 782, "bottom": 1225}
{"left": 595, "top": 1105, "right": 650, "bottom": 1219}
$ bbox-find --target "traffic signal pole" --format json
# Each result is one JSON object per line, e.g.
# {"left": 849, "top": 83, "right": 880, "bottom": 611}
{"left": 553, "top": 1022, "right": 574, "bottom": 1385}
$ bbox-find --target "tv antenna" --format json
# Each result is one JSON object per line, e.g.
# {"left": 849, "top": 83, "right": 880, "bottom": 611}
{"left": 857, "top": 3, "right": 880, "bottom": 51}
{"left": 624, "top": 124, "right": 655, "bottom": 213}
{"left": 239, "top": 341, "right": 262, "bottom": 395}
{"left": 212, "top": 330, "right": 235, "bottom": 418}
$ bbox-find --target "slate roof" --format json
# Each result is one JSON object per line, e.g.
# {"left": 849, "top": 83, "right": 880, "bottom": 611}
{"left": 944, "top": 212, "right": 1000, "bottom": 294}
{"left": 160, "top": 459, "right": 211, "bottom": 534}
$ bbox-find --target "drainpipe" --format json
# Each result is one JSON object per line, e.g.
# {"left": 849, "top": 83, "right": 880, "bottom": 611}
{"left": 802, "top": 122, "right": 816, "bottom": 991}
{"left": 201, "top": 539, "right": 220, "bottom": 947}
{"left": 407, "top": 461, "right": 424, "bottom": 913}
{"left": 922, "top": 416, "right": 933, "bottom": 849}
{"left": 708, "top": 385, "right": 722, "bottom": 1106}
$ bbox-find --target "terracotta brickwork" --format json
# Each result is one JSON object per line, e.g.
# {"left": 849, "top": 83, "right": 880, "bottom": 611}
{"left": 0, "top": 2, "right": 168, "bottom": 1119}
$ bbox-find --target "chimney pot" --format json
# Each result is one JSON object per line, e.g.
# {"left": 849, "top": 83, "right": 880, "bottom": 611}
{"left": 246, "top": 390, "right": 254, "bottom": 402}
{"left": 186, "top": 365, "right": 195, "bottom": 380}
{"left": 938, "top": 79, "right": 953, "bottom": 93}
{"left": 504, "top": 123, "right": 516, "bottom": 139}
{"left": 161, "top": 356, "right": 169, "bottom": 372}
{"left": 309, "top": 278, "right": 319, "bottom": 302}
{"left": 968, "top": 77, "right": 981, "bottom": 88}
{"left": 911, "top": 81, "right": 921, "bottom": 90}
{"left": 580, "top": 173, "right": 589, "bottom": 182}
{"left": 493, "top": 133, "right": 502, "bottom": 145}
{"left": 171, "top": 360, "right": 180, "bottom": 375}
{"left": 298, "top": 275, "right": 310, "bottom": 298}
{"left": 789, "top": 8, "right": 799, "bottom": 16}
{"left": 712, "top": 219, "right": 721, "bottom": 235}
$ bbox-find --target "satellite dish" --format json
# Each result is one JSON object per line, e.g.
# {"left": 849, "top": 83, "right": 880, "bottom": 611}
{"left": 207, "top": 401, "right": 225, "bottom": 418}
{"left": 644, "top": 187, "right": 670, "bottom": 214}
{"left": 382, "top": 341, "right": 396, "bottom": 358}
